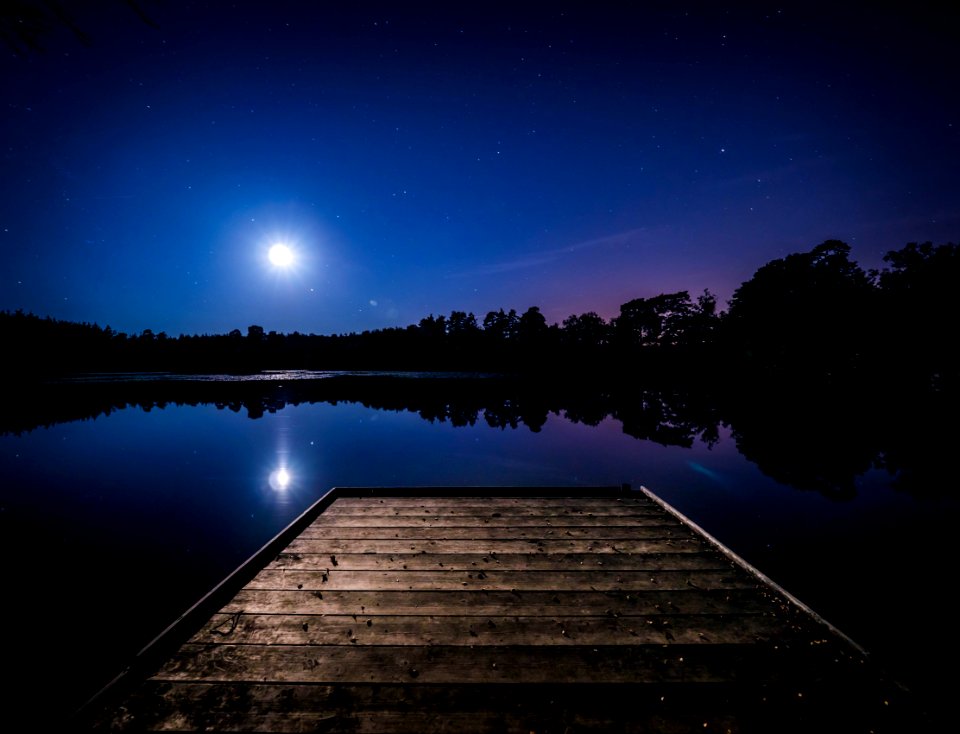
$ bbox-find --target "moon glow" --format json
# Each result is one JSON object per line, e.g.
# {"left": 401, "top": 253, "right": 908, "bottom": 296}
{"left": 269, "top": 467, "right": 291, "bottom": 491}
{"left": 268, "top": 243, "right": 294, "bottom": 267}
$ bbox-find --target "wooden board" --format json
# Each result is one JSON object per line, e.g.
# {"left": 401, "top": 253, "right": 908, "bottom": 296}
{"left": 243, "top": 568, "right": 753, "bottom": 591}
{"left": 309, "top": 514, "right": 680, "bottom": 526}
{"left": 326, "top": 496, "right": 655, "bottom": 509}
{"left": 322, "top": 503, "right": 664, "bottom": 515}
{"left": 191, "top": 612, "right": 792, "bottom": 646}
{"left": 103, "top": 681, "right": 850, "bottom": 734}
{"left": 268, "top": 550, "right": 725, "bottom": 570}
{"left": 295, "top": 525, "right": 698, "bottom": 539}
{"left": 218, "top": 588, "right": 779, "bottom": 616}
{"left": 285, "top": 536, "right": 699, "bottom": 555}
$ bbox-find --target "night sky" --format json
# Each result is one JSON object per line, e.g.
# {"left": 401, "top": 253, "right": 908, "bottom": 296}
{"left": 2, "top": 2, "right": 957, "bottom": 336}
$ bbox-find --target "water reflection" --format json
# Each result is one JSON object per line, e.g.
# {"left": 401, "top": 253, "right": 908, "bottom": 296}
{"left": 268, "top": 466, "right": 291, "bottom": 491}
{"left": 1, "top": 374, "right": 955, "bottom": 499}
{"left": 687, "top": 460, "right": 726, "bottom": 484}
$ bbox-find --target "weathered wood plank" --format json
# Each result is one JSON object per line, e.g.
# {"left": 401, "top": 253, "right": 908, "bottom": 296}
{"left": 108, "top": 679, "right": 910, "bottom": 734}
{"left": 152, "top": 643, "right": 782, "bottom": 685}
{"left": 192, "top": 612, "right": 793, "bottom": 646}
{"left": 244, "top": 568, "right": 755, "bottom": 592}
{"left": 285, "top": 537, "right": 698, "bottom": 555}
{"left": 109, "top": 709, "right": 734, "bottom": 734}
{"left": 309, "top": 515, "right": 680, "bottom": 527}
{"left": 101, "top": 681, "right": 801, "bottom": 734}
{"left": 219, "top": 588, "right": 777, "bottom": 616}
{"left": 328, "top": 497, "right": 655, "bottom": 509}
{"left": 269, "top": 550, "right": 728, "bottom": 571}
{"left": 323, "top": 505, "right": 664, "bottom": 517}
{"left": 298, "top": 525, "right": 693, "bottom": 540}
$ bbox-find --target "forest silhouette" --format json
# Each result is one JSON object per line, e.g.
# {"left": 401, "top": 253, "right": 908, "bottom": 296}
{"left": 2, "top": 240, "right": 957, "bottom": 394}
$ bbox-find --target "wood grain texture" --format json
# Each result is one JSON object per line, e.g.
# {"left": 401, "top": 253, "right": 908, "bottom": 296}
{"left": 191, "top": 612, "right": 793, "bottom": 646}
{"left": 309, "top": 514, "right": 680, "bottom": 527}
{"left": 286, "top": 535, "right": 699, "bottom": 555}
{"left": 218, "top": 588, "right": 779, "bottom": 616}
{"left": 322, "top": 505, "right": 665, "bottom": 517}
{"left": 268, "top": 550, "right": 726, "bottom": 570}
{"left": 105, "top": 681, "right": 825, "bottom": 734}
{"left": 153, "top": 643, "right": 766, "bottom": 684}
{"left": 244, "top": 568, "right": 754, "bottom": 591}
{"left": 326, "top": 497, "right": 656, "bottom": 509}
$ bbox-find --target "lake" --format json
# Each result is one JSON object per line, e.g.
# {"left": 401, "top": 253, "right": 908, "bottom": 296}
{"left": 0, "top": 373, "right": 955, "bottom": 726}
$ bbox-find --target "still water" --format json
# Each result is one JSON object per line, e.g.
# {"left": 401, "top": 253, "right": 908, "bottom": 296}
{"left": 0, "top": 376, "right": 955, "bottom": 724}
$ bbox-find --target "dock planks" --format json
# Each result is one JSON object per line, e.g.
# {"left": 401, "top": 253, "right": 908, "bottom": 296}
{"left": 86, "top": 486, "right": 921, "bottom": 732}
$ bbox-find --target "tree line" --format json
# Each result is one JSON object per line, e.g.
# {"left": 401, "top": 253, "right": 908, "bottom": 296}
{"left": 2, "top": 239, "right": 957, "bottom": 391}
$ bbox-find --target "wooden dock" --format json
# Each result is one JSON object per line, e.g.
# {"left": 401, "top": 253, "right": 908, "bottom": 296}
{"left": 85, "top": 486, "right": 919, "bottom": 732}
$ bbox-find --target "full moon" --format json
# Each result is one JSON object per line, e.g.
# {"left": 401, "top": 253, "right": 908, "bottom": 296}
{"left": 268, "top": 243, "right": 294, "bottom": 267}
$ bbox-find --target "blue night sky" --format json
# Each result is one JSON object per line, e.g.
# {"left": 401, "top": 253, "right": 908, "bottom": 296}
{"left": 2, "top": 2, "right": 957, "bottom": 336}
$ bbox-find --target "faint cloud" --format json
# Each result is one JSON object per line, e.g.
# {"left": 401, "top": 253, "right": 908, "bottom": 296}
{"left": 450, "top": 227, "right": 652, "bottom": 278}
{"left": 717, "top": 155, "right": 834, "bottom": 189}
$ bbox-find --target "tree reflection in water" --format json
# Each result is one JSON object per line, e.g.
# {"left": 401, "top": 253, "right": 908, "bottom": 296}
{"left": 3, "top": 374, "right": 953, "bottom": 499}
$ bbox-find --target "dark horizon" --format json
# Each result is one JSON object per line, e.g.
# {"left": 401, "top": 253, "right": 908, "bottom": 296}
{"left": 4, "top": 239, "right": 957, "bottom": 402}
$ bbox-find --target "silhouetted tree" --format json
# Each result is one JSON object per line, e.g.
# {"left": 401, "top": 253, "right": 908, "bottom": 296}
{"left": 876, "top": 242, "right": 960, "bottom": 391}
{"left": 614, "top": 291, "right": 695, "bottom": 349}
{"left": 483, "top": 308, "right": 519, "bottom": 341}
{"left": 1, "top": 0, "right": 158, "bottom": 56}
{"left": 724, "top": 240, "right": 873, "bottom": 384}
{"left": 446, "top": 311, "right": 479, "bottom": 335}
{"left": 517, "top": 306, "right": 547, "bottom": 343}
{"left": 418, "top": 314, "right": 447, "bottom": 340}
{"left": 562, "top": 312, "right": 609, "bottom": 350}
{"left": 678, "top": 289, "right": 720, "bottom": 350}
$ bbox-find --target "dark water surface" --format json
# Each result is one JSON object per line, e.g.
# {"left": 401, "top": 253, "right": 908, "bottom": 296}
{"left": 0, "top": 373, "right": 955, "bottom": 725}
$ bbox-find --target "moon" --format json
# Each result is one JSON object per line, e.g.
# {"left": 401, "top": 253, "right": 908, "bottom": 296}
{"left": 268, "top": 243, "right": 294, "bottom": 267}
